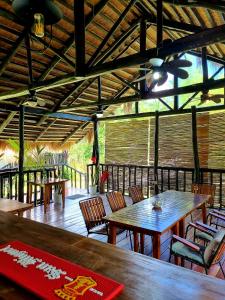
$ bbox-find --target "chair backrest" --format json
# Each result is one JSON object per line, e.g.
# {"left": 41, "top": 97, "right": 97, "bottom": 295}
{"left": 204, "top": 228, "right": 225, "bottom": 267}
{"left": 192, "top": 183, "right": 216, "bottom": 206}
{"left": 79, "top": 197, "right": 106, "bottom": 232}
{"left": 106, "top": 191, "right": 126, "bottom": 212}
{"left": 128, "top": 185, "right": 144, "bottom": 204}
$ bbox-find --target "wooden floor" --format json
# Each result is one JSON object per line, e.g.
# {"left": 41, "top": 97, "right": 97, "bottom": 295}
{"left": 23, "top": 187, "right": 225, "bottom": 280}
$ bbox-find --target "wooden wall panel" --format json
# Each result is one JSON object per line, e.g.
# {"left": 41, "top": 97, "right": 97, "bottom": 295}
{"left": 149, "top": 113, "right": 209, "bottom": 168}
{"left": 105, "top": 119, "right": 149, "bottom": 165}
{"left": 208, "top": 112, "right": 225, "bottom": 169}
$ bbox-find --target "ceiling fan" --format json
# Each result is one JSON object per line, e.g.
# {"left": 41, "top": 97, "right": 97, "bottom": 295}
{"left": 134, "top": 53, "right": 192, "bottom": 88}
{"left": 24, "top": 91, "right": 54, "bottom": 107}
{"left": 197, "top": 92, "right": 224, "bottom": 105}
{"left": 197, "top": 47, "right": 224, "bottom": 106}
{"left": 134, "top": 0, "right": 192, "bottom": 89}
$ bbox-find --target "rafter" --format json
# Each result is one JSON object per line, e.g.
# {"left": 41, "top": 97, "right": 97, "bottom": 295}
{"left": 15, "top": 24, "right": 225, "bottom": 96}
{"left": 87, "top": 0, "right": 138, "bottom": 67}
{"left": 58, "top": 76, "right": 225, "bottom": 112}
{"left": 38, "top": 0, "right": 109, "bottom": 81}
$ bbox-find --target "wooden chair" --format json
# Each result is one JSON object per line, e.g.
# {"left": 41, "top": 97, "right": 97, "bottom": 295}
{"left": 128, "top": 185, "right": 144, "bottom": 204}
{"left": 106, "top": 191, "right": 133, "bottom": 249}
{"left": 169, "top": 225, "right": 225, "bottom": 277}
{"left": 106, "top": 191, "right": 127, "bottom": 212}
{"left": 208, "top": 210, "right": 225, "bottom": 229}
{"left": 192, "top": 183, "right": 216, "bottom": 206}
{"left": 79, "top": 197, "right": 108, "bottom": 237}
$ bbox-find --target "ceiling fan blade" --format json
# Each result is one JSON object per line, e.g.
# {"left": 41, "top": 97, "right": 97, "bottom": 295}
{"left": 156, "top": 72, "right": 168, "bottom": 86}
{"left": 167, "top": 66, "right": 189, "bottom": 79}
{"left": 208, "top": 94, "right": 224, "bottom": 99}
{"left": 166, "top": 59, "right": 192, "bottom": 69}
{"left": 126, "top": 67, "right": 150, "bottom": 71}
{"left": 146, "top": 73, "right": 154, "bottom": 88}
{"left": 134, "top": 70, "right": 153, "bottom": 82}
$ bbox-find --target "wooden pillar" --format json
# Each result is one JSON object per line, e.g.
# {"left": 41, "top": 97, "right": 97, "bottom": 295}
{"left": 154, "top": 111, "right": 159, "bottom": 194}
{"left": 93, "top": 117, "right": 100, "bottom": 166}
{"left": 74, "top": 0, "right": 86, "bottom": 76}
{"left": 191, "top": 106, "right": 200, "bottom": 183}
{"left": 174, "top": 56, "right": 179, "bottom": 110}
{"left": 18, "top": 105, "right": 24, "bottom": 202}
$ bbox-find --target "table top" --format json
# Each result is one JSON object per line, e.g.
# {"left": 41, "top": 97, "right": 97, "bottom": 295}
{"left": 28, "top": 178, "right": 68, "bottom": 186}
{"left": 105, "top": 190, "right": 209, "bottom": 234}
{"left": 0, "top": 199, "right": 33, "bottom": 213}
{"left": 0, "top": 211, "right": 224, "bottom": 300}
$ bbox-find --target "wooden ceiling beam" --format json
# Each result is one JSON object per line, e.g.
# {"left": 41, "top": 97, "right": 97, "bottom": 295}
{"left": 112, "top": 72, "right": 140, "bottom": 93}
{"left": 61, "top": 122, "right": 89, "bottom": 145}
{"left": 87, "top": 0, "right": 138, "bottom": 67}
{"left": 10, "top": 24, "right": 224, "bottom": 95}
{"left": 38, "top": 0, "right": 109, "bottom": 81}
{"left": 58, "top": 76, "right": 225, "bottom": 112}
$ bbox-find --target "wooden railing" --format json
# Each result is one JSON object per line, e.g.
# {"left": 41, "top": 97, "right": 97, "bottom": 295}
{"left": 0, "top": 164, "right": 87, "bottom": 206}
{"left": 87, "top": 163, "right": 225, "bottom": 208}
{"left": 54, "top": 164, "right": 87, "bottom": 189}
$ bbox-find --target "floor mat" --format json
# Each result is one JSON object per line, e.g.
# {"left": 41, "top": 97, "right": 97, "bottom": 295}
{"left": 66, "top": 194, "right": 86, "bottom": 200}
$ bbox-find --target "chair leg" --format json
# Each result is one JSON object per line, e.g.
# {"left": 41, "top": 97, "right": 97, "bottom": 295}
{"left": 204, "top": 267, "right": 208, "bottom": 275}
{"left": 168, "top": 253, "right": 172, "bottom": 262}
{"left": 219, "top": 261, "right": 225, "bottom": 278}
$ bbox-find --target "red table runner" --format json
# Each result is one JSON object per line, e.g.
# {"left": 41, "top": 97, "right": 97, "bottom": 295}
{"left": 0, "top": 241, "right": 124, "bottom": 299}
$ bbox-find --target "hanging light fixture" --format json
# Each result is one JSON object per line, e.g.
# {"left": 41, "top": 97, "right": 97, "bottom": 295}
{"left": 12, "top": 0, "right": 63, "bottom": 38}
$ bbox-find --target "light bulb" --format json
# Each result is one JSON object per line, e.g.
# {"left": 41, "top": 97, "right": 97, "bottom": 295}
{"left": 153, "top": 71, "right": 161, "bottom": 80}
{"left": 32, "top": 13, "right": 45, "bottom": 38}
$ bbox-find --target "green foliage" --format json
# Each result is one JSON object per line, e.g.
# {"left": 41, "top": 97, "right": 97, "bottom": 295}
{"left": 68, "top": 123, "right": 105, "bottom": 172}
{"left": 6, "top": 140, "right": 46, "bottom": 168}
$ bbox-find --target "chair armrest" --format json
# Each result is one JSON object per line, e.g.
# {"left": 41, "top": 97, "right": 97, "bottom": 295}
{"left": 188, "top": 222, "right": 213, "bottom": 235}
{"left": 195, "top": 221, "right": 218, "bottom": 233}
{"left": 209, "top": 212, "right": 225, "bottom": 221}
{"left": 213, "top": 210, "right": 225, "bottom": 217}
{"left": 172, "top": 235, "right": 200, "bottom": 252}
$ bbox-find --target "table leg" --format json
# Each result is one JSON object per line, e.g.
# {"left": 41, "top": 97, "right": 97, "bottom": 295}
{"left": 108, "top": 223, "right": 116, "bottom": 244}
{"left": 152, "top": 233, "right": 161, "bottom": 259}
{"left": 201, "top": 203, "right": 207, "bottom": 224}
{"left": 27, "top": 183, "right": 32, "bottom": 204}
{"left": 178, "top": 219, "right": 185, "bottom": 267}
{"left": 61, "top": 182, "right": 65, "bottom": 208}
{"left": 44, "top": 186, "right": 48, "bottom": 214}
{"left": 133, "top": 231, "right": 139, "bottom": 252}
{"left": 172, "top": 223, "right": 179, "bottom": 265}
{"left": 140, "top": 233, "right": 145, "bottom": 254}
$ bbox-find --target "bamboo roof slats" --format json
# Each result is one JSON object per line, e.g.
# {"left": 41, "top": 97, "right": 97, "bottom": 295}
{"left": 0, "top": 0, "right": 225, "bottom": 143}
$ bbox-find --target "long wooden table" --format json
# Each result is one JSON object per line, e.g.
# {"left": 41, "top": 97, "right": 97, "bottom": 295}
{"left": 105, "top": 190, "right": 209, "bottom": 259}
{"left": 27, "top": 178, "right": 68, "bottom": 213}
{"left": 0, "top": 211, "right": 224, "bottom": 300}
{"left": 0, "top": 198, "right": 33, "bottom": 216}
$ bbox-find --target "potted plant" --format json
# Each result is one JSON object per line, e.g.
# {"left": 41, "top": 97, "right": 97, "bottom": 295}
{"left": 89, "top": 167, "right": 99, "bottom": 195}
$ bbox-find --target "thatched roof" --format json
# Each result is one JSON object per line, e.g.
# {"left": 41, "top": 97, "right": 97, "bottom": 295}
{"left": 0, "top": 0, "right": 225, "bottom": 144}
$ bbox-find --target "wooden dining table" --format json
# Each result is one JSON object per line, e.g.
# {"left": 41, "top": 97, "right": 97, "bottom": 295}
{"left": 105, "top": 190, "right": 209, "bottom": 259}
{"left": 0, "top": 198, "right": 33, "bottom": 216}
{"left": 27, "top": 178, "right": 68, "bottom": 213}
{"left": 0, "top": 211, "right": 224, "bottom": 300}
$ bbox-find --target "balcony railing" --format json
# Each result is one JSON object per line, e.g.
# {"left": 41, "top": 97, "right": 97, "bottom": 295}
{"left": 0, "top": 164, "right": 87, "bottom": 205}
{"left": 87, "top": 163, "right": 225, "bottom": 208}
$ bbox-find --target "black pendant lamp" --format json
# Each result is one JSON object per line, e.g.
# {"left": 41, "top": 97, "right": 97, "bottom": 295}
{"left": 12, "top": 0, "right": 63, "bottom": 37}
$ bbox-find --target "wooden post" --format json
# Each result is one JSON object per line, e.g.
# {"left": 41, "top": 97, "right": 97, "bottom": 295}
{"left": 191, "top": 106, "right": 200, "bottom": 183}
{"left": 74, "top": 0, "right": 86, "bottom": 76}
{"left": 154, "top": 111, "right": 159, "bottom": 194}
{"left": 18, "top": 105, "right": 24, "bottom": 202}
